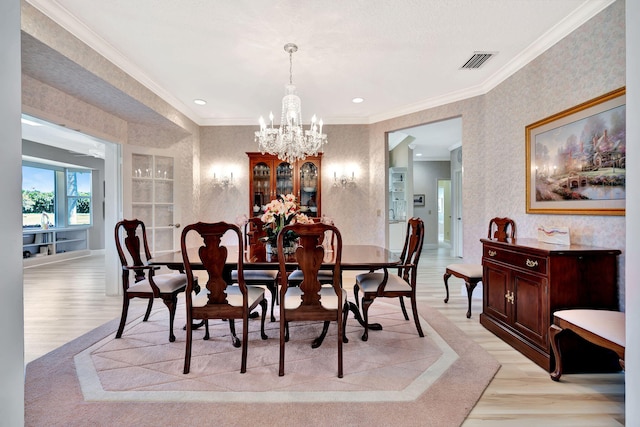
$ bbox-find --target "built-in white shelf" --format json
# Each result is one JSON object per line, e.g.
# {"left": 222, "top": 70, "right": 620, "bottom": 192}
{"left": 389, "top": 167, "right": 407, "bottom": 222}
{"left": 23, "top": 227, "right": 90, "bottom": 266}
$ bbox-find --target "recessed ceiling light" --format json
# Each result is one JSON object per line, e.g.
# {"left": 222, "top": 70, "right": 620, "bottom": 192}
{"left": 352, "top": 97, "right": 364, "bottom": 104}
{"left": 415, "top": 153, "right": 423, "bottom": 157}
{"left": 193, "top": 99, "right": 207, "bottom": 105}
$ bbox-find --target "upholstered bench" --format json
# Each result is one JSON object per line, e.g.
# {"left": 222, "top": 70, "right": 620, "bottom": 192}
{"left": 549, "top": 309, "right": 625, "bottom": 381}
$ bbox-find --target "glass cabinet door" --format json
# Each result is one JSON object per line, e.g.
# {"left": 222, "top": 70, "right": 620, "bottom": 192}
{"left": 275, "top": 161, "right": 293, "bottom": 196}
{"left": 131, "top": 153, "right": 176, "bottom": 254}
{"left": 252, "top": 162, "right": 271, "bottom": 215}
{"left": 247, "top": 153, "right": 322, "bottom": 218}
{"left": 299, "top": 161, "right": 318, "bottom": 217}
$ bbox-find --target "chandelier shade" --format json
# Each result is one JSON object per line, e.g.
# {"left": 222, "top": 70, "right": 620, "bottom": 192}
{"left": 255, "top": 43, "right": 327, "bottom": 164}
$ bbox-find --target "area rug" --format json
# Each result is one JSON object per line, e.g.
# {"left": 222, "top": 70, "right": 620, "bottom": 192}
{"left": 25, "top": 300, "right": 499, "bottom": 427}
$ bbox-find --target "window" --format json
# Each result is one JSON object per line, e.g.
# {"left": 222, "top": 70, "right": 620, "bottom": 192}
{"left": 22, "top": 165, "right": 56, "bottom": 228}
{"left": 66, "top": 170, "right": 92, "bottom": 225}
{"left": 22, "top": 163, "right": 92, "bottom": 228}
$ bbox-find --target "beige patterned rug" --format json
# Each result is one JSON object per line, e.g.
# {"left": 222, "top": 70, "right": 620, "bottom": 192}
{"left": 25, "top": 299, "right": 499, "bottom": 426}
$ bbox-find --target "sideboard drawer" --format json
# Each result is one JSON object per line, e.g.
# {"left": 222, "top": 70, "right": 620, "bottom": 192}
{"left": 484, "top": 246, "right": 547, "bottom": 274}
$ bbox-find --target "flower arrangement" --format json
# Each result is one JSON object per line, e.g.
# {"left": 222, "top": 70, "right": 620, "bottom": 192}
{"left": 260, "top": 193, "right": 313, "bottom": 250}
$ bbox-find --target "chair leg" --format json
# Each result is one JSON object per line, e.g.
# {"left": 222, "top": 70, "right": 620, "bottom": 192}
{"left": 279, "top": 313, "right": 286, "bottom": 376}
{"left": 143, "top": 298, "right": 154, "bottom": 321}
{"left": 399, "top": 296, "right": 409, "bottom": 320}
{"left": 443, "top": 271, "right": 452, "bottom": 303}
{"left": 285, "top": 321, "right": 290, "bottom": 342}
{"left": 465, "top": 280, "right": 479, "bottom": 319}
{"left": 203, "top": 319, "right": 210, "bottom": 340}
{"left": 361, "top": 297, "right": 373, "bottom": 342}
{"left": 229, "top": 319, "right": 240, "bottom": 347}
{"left": 353, "top": 284, "right": 360, "bottom": 308}
{"left": 312, "top": 321, "right": 330, "bottom": 349}
{"left": 409, "top": 295, "right": 424, "bottom": 337}
{"left": 337, "top": 313, "right": 343, "bottom": 379}
{"left": 268, "top": 283, "right": 277, "bottom": 322}
{"left": 115, "top": 297, "right": 130, "bottom": 338}
{"left": 260, "top": 298, "right": 268, "bottom": 340}
{"left": 183, "top": 314, "right": 193, "bottom": 374}
{"left": 241, "top": 314, "right": 249, "bottom": 374}
{"left": 342, "top": 304, "right": 349, "bottom": 344}
{"left": 161, "top": 295, "right": 178, "bottom": 342}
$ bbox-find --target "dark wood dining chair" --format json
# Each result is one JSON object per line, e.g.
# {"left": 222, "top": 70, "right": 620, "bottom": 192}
{"left": 286, "top": 216, "right": 335, "bottom": 286}
{"left": 114, "top": 219, "right": 187, "bottom": 342}
{"left": 277, "top": 222, "right": 348, "bottom": 378}
{"left": 443, "top": 217, "right": 516, "bottom": 318}
{"left": 354, "top": 217, "right": 425, "bottom": 341}
{"left": 181, "top": 221, "right": 268, "bottom": 374}
{"left": 231, "top": 217, "right": 279, "bottom": 321}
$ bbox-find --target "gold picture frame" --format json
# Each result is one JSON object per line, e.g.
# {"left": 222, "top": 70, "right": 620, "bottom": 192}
{"left": 526, "top": 87, "right": 625, "bottom": 215}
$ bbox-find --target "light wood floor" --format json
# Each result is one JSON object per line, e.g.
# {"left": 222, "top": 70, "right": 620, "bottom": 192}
{"left": 23, "top": 249, "right": 625, "bottom": 426}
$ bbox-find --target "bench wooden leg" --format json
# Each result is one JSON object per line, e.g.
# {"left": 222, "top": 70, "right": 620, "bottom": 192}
{"left": 549, "top": 324, "right": 564, "bottom": 381}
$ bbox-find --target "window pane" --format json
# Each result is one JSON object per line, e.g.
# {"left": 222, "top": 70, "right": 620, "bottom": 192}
{"left": 22, "top": 165, "right": 56, "bottom": 228}
{"left": 67, "top": 170, "right": 92, "bottom": 226}
{"left": 68, "top": 197, "right": 91, "bottom": 225}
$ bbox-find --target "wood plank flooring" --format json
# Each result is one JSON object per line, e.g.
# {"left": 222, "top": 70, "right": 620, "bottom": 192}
{"left": 23, "top": 249, "right": 625, "bottom": 426}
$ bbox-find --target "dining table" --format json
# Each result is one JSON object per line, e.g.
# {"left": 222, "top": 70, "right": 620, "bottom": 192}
{"left": 150, "top": 244, "right": 400, "bottom": 272}
{"left": 150, "top": 244, "right": 401, "bottom": 346}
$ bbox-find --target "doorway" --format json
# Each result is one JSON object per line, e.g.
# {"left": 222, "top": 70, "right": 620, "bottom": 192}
{"left": 21, "top": 114, "right": 122, "bottom": 295}
{"left": 387, "top": 117, "right": 462, "bottom": 251}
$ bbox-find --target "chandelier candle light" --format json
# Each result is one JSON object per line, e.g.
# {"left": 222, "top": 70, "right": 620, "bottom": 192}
{"left": 256, "top": 43, "right": 327, "bottom": 164}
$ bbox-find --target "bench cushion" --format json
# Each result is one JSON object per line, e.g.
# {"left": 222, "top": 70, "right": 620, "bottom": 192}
{"left": 554, "top": 309, "right": 625, "bottom": 348}
{"left": 446, "top": 263, "right": 483, "bottom": 279}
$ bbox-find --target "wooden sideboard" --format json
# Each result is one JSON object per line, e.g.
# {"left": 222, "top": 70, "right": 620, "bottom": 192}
{"left": 480, "top": 238, "right": 620, "bottom": 372}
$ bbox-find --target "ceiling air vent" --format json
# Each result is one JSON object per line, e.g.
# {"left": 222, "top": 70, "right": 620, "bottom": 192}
{"left": 460, "top": 52, "right": 496, "bottom": 69}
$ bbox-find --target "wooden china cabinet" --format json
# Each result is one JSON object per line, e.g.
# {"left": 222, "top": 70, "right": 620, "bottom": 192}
{"left": 247, "top": 152, "right": 321, "bottom": 218}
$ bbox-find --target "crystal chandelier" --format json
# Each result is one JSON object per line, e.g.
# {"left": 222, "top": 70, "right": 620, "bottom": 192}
{"left": 255, "top": 43, "right": 327, "bottom": 164}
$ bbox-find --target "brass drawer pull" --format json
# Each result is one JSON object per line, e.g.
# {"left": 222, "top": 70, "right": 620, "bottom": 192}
{"left": 488, "top": 250, "right": 497, "bottom": 257}
{"left": 526, "top": 259, "right": 539, "bottom": 268}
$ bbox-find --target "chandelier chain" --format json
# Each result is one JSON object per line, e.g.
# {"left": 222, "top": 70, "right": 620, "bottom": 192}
{"left": 289, "top": 50, "right": 293, "bottom": 85}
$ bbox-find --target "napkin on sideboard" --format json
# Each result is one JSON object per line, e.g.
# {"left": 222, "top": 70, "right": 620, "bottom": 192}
{"left": 537, "top": 225, "right": 570, "bottom": 245}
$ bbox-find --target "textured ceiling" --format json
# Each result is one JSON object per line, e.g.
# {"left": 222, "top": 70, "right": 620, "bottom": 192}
{"left": 22, "top": 0, "right": 615, "bottom": 159}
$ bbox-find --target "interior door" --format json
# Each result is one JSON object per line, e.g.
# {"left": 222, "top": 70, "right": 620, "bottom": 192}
{"left": 453, "top": 169, "right": 463, "bottom": 257}
{"left": 123, "top": 145, "right": 181, "bottom": 256}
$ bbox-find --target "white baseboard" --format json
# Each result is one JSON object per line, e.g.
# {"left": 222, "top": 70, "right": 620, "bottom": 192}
{"left": 23, "top": 249, "right": 92, "bottom": 268}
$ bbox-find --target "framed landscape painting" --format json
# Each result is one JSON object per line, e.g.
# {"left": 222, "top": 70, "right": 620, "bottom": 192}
{"left": 526, "top": 87, "right": 625, "bottom": 215}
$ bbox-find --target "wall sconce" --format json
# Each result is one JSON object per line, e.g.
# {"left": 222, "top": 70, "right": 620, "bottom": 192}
{"left": 212, "top": 172, "right": 234, "bottom": 188}
{"left": 333, "top": 171, "right": 356, "bottom": 189}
